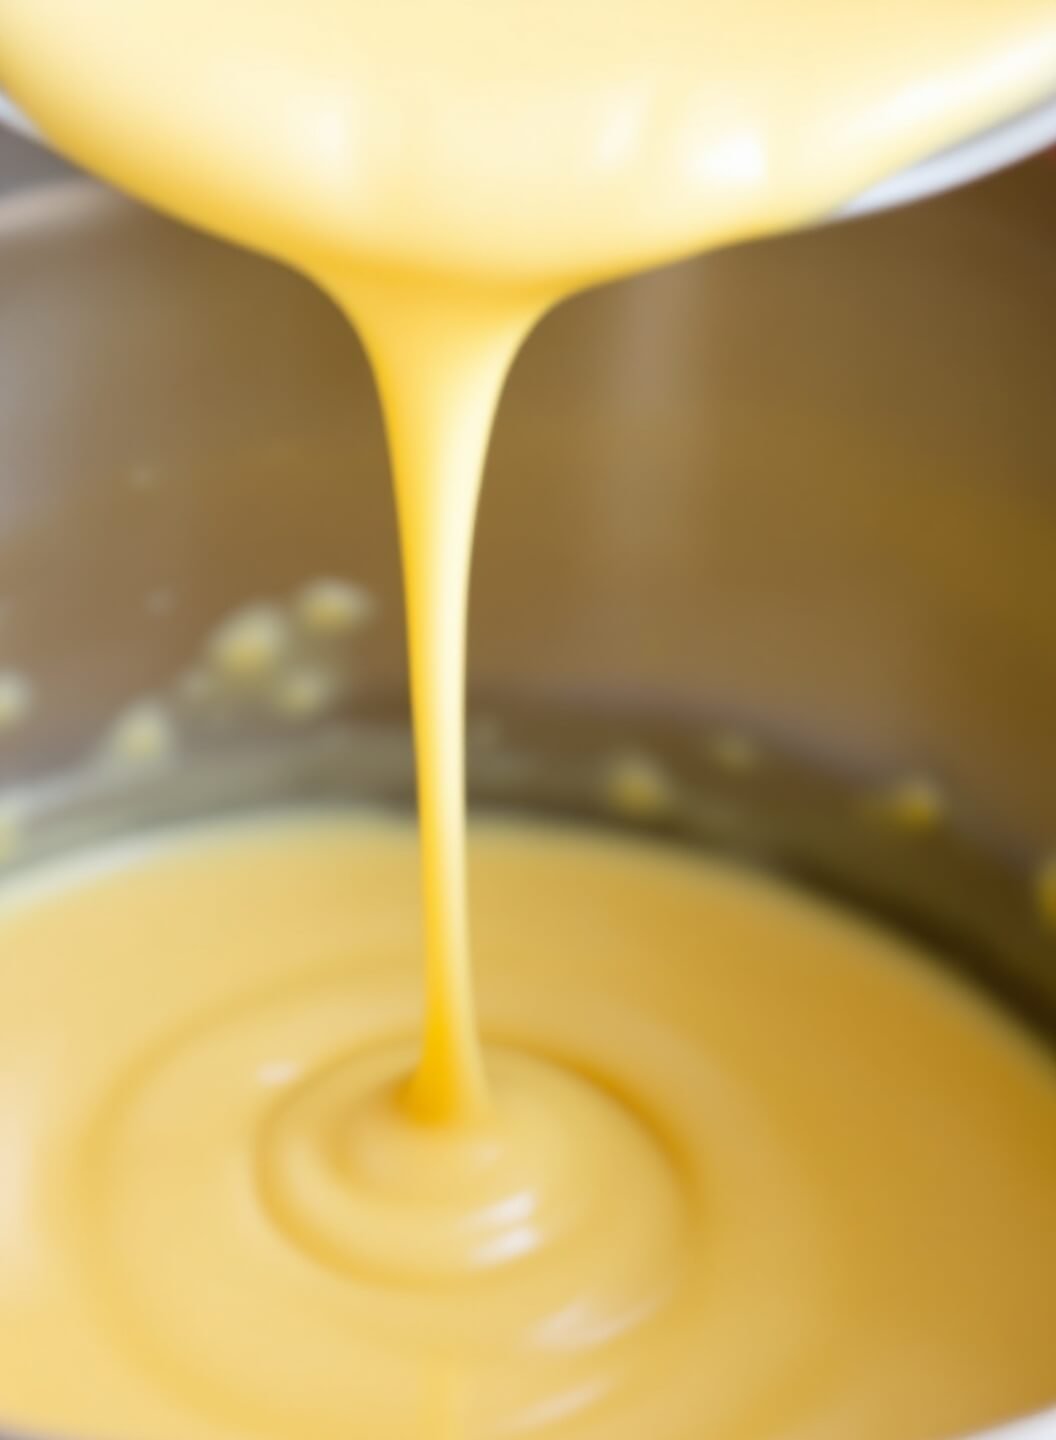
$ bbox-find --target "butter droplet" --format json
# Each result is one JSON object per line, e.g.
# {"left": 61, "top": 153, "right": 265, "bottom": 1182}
{"left": 0, "top": 671, "right": 34, "bottom": 734}
{"left": 104, "top": 701, "right": 177, "bottom": 766}
{"left": 706, "top": 730, "right": 761, "bottom": 774}
{"left": 0, "top": 802, "right": 22, "bottom": 864}
{"left": 1034, "top": 856, "right": 1056, "bottom": 931}
{"left": 865, "top": 775, "right": 945, "bottom": 833}
{"left": 209, "top": 604, "right": 290, "bottom": 681}
{"left": 271, "top": 666, "right": 337, "bottom": 720}
{"left": 603, "top": 752, "right": 675, "bottom": 821}
{"left": 294, "top": 578, "right": 376, "bottom": 636}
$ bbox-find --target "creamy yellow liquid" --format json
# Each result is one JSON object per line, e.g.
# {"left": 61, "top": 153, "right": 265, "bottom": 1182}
{"left": 2, "top": 2, "right": 1056, "bottom": 1437}
{"left": 0, "top": 814, "right": 1053, "bottom": 1440}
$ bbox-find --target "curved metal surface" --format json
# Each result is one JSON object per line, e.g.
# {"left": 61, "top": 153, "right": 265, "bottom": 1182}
{"left": 847, "top": 92, "right": 1056, "bottom": 216}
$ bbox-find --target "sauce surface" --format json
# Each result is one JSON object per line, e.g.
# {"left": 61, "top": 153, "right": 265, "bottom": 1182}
{"left": 0, "top": 814, "right": 1054, "bottom": 1440}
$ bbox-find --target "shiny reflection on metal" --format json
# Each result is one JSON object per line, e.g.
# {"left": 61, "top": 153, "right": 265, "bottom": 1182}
{"left": 0, "top": 92, "right": 38, "bottom": 143}
{"left": 845, "top": 91, "right": 1056, "bottom": 217}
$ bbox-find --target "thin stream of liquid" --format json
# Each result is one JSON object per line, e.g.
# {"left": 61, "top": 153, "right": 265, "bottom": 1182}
{"left": 338, "top": 277, "right": 545, "bottom": 1120}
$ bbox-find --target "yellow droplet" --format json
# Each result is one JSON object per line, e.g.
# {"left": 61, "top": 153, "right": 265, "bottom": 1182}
{"left": 603, "top": 752, "right": 675, "bottom": 821}
{"left": 294, "top": 578, "right": 376, "bottom": 637}
{"left": 706, "top": 730, "right": 761, "bottom": 775}
{"left": 272, "top": 666, "right": 337, "bottom": 721}
{"left": 0, "top": 801, "right": 22, "bottom": 864}
{"left": 209, "top": 604, "right": 290, "bottom": 681}
{"left": 104, "top": 701, "right": 177, "bottom": 766}
{"left": 0, "top": 671, "right": 34, "bottom": 734}
{"left": 1034, "top": 856, "right": 1056, "bottom": 932}
{"left": 865, "top": 775, "right": 945, "bottom": 833}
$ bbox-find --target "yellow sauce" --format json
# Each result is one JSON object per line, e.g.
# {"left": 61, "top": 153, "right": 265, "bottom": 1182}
{"left": 0, "top": 2, "right": 1055, "bottom": 1436}
{"left": 0, "top": 814, "right": 1054, "bottom": 1440}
